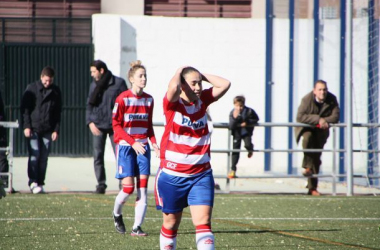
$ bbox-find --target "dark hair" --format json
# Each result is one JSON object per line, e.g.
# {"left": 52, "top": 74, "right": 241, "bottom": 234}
{"left": 128, "top": 60, "right": 146, "bottom": 83}
{"left": 233, "top": 95, "right": 245, "bottom": 104}
{"left": 314, "top": 79, "right": 327, "bottom": 87}
{"left": 90, "top": 60, "right": 108, "bottom": 72}
{"left": 180, "top": 67, "right": 200, "bottom": 84}
{"left": 40, "top": 66, "right": 55, "bottom": 78}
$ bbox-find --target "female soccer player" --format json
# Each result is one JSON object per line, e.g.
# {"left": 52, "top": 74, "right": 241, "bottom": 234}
{"left": 112, "top": 60, "right": 159, "bottom": 236}
{"left": 155, "top": 66, "right": 230, "bottom": 249}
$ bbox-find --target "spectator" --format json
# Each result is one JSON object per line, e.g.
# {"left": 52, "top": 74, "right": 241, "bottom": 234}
{"left": 21, "top": 66, "right": 62, "bottom": 194}
{"left": 228, "top": 95, "right": 259, "bottom": 178}
{"left": 111, "top": 60, "right": 159, "bottom": 236}
{"left": 155, "top": 66, "right": 230, "bottom": 250}
{"left": 86, "top": 60, "right": 127, "bottom": 194}
{"left": 0, "top": 90, "right": 10, "bottom": 190}
{"left": 0, "top": 179, "right": 5, "bottom": 198}
{"left": 295, "top": 79, "right": 339, "bottom": 196}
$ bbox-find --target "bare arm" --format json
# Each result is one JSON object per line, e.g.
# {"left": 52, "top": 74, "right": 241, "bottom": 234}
{"left": 166, "top": 67, "right": 185, "bottom": 102}
{"left": 202, "top": 73, "right": 231, "bottom": 101}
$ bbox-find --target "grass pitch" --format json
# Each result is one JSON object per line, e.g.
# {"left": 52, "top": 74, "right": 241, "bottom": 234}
{"left": 1, "top": 193, "right": 379, "bottom": 249}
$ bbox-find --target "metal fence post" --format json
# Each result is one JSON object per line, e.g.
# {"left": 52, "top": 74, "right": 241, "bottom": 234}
{"left": 226, "top": 128, "right": 231, "bottom": 192}
{"left": 332, "top": 126, "right": 337, "bottom": 195}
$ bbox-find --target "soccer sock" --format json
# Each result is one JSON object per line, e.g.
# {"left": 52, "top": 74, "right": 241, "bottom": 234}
{"left": 133, "top": 179, "right": 148, "bottom": 229}
{"left": 113, "top": 184, "right": 134, "bottom": 216}
{"left": 160, "top": 226, "right": 177, "bottom": 250}
{"left": 195, "top": 225, "right": 215, "bottom": 250}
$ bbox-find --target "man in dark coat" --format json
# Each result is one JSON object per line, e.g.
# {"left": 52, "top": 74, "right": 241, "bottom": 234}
{"left": 86, "top": 60, "right": 127, "bottom": 194}
{"left": 295, "top": 80, "right": 339, "bottom": 196}
{"left": 0, "top": 90, "right": 9, "bottom": 190}
{"left": 21, "top": 66, "right": 62, "bottom": 194}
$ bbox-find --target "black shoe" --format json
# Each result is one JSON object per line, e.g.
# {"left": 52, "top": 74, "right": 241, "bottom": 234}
{"left": 113, "top": 213, "right": 126, "bottom": 234}
{"left": 94, "top": 186, "right": 106, "bottom": 194}
{"left": 131, "top": 226, "right": 148, "bottom": 236}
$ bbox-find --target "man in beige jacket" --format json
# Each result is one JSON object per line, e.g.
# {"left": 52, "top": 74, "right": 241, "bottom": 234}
{"left": 295, "top": 80, "right": 340, "bottom": 195}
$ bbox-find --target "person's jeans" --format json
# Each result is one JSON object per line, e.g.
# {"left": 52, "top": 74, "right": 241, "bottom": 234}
{"left": 93, "top": 128, "right": 115, "bottom": 189}
{"left": 27, "top": 132, "right": 52, "bottom": 186}
{"left": 0, "top": 127, "right": 9, "bottom": 187}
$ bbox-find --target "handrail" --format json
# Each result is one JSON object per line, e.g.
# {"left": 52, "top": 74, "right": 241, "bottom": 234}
{"left": 153, "top": 121, "right": 379, "bottom": 196}
{"left": 0, "top": 121, "right": 19, "bottom": 193}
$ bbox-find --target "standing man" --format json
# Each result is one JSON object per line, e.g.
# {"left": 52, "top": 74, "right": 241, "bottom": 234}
{"left": 21, "top": 66, "right": 62, "bottom": 194}
{"left": 0, "top": 90, "right": 10, "bottom": 189}
{"left": 86, "top": 60, "right": 127, "bottom": 194}
{"left": 295, "top": 80, "right": 339, "bottom": 196}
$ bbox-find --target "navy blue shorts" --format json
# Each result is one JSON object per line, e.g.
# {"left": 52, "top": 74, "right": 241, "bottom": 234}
{"left": 155, "top": 168, "right": 214, "bottom": 213}
{"left": 115, "top": 144, "right": 151, "bottom": 179}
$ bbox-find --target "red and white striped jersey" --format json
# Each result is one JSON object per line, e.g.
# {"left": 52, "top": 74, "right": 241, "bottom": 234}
{"left": 112, "top": 89, "right": 157, "bottom": 146}
{"left": 160, "top": 88, "right": 215, "bottom": 176}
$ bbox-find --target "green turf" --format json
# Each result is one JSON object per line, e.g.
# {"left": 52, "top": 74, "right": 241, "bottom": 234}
{"left": 1, "top": 194, "right": 379, "bottom": 249}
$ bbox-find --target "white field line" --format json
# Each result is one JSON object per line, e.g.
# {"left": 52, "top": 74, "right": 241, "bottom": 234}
{"left": 6, "top": 196, "right": 380, "bottom": 201}
{"left": 1, "top": 217, "right": 379, "bottom": 222}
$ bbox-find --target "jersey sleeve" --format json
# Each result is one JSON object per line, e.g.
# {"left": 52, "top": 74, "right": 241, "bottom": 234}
{"left": 201, "top": 88, "right": 216, "bottom": 108}
{"left": 112, "top": 94, "right": 136, "bottom": 145}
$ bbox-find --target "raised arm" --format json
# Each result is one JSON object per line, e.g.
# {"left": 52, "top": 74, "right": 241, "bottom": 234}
{"left": 202, "top": 73, "right": 231, "bottom": 101}
{"left": 166, "top": 67, "right": 184, "bottom": 102}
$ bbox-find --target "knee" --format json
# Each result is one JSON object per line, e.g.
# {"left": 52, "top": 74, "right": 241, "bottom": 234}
{"left": 122, "top": 184, "right": 134, "bottom": 194}
{"left": 301, "top": 131, "right": 314, "bottom": 148}
{"left": 163, "top": 213, "right": 182, "bottom": 230}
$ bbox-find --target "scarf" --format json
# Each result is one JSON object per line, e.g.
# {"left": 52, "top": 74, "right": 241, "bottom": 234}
{"left": 89, "top": 70, "right": 112, "bottom": 106}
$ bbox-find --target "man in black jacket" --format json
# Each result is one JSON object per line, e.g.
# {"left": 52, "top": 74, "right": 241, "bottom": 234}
{"left": 21, "top": 66, "right": 62, "bottom": 194}
{"left": 0, "top": 90, "right": 10, "bottom": 190}
{"left": 228, "top": 95, "right": 259, "bottom": 178}
{"left": 86, "top": 60, "right": 127, "bottom": 194}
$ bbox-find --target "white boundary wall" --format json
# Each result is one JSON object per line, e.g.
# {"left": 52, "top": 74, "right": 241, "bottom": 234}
{"left": 93, "top": 14, "right": 373, "bottom": 177}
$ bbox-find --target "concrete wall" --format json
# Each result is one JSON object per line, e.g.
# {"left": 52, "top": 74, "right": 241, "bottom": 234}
{"left": 92, "top": 14, "right": 374, "bottom": 177}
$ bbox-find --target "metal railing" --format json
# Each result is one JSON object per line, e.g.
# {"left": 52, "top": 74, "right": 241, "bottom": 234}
{"left": 0, "top": 121, "right": 19, "bottom": 193}
{"left": 153, "top": 122, "right": 380, "bottom": 196}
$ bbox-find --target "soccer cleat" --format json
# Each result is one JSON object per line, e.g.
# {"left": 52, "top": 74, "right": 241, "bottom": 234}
{"left": 30, "top": 182, "right": 42, "bottom": 194}
{"left": 227, "top": 170, "right": 236, "bottom": 179}
{"left": 113, "top": 213, "right": 126, "bottom": 234}
{"left": 248, "top": 151, "right": 253, "bottom": 158}
{"left": 131, "top": 226, "right": 148, "bottom": 236}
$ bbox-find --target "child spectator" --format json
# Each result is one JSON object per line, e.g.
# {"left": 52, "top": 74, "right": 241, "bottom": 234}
{"left": 228, "top": 96, "right": 259, "bottom": 178}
